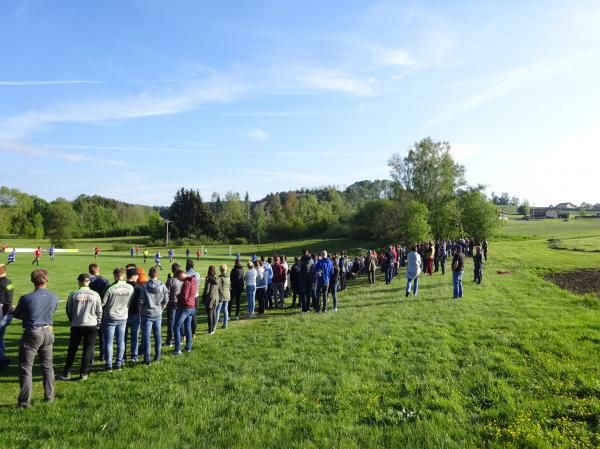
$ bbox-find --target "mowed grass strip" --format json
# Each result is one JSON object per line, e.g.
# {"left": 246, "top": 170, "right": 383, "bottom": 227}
{"left": 0, "top": 222, "right": 600, "bottom": 448}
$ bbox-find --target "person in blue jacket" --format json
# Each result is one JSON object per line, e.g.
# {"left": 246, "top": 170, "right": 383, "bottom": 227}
{"left": 154, "top": 251, "right": 163, "bottom": 270}
{"left": 315, "top": 251, "right": 334, "bottom": 312}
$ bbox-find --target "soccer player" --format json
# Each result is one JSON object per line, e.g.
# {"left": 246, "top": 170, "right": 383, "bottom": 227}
{"left": 0, "top": 264, "right": 15, "bottom": 369}
{"left": 195, "top": 249, "right": 200, "bottom": 261}
{"left": 94, "top": 246, "right": 101, "bottom": 259}
{"left": 58, "top": 273, "right": 102, "bottom": 381}
{"left": 31, "top": 247, "right": 42, "bottom": 266}
{"left": 143, "top": 249, "right": 149, "bottom": 264}
{"left": 48, "top": 245, "right": 55, "bottom": 261}
{"left": 185, "top": 248, "right": 190, "bottom": 259}
{"left": 130, "top": 247, "right": 135, "bottom": 258}
{"left": 13, "top": 269, "right": 58, "bottom": 408}
{"left": 168, "top": 248, "right": 174, "bottom": 263}
{"left": 154, "top": 251, "right": 163, "bottom": 270}
{"left": 7, "top": 248, "right": 16, "bottom": 265}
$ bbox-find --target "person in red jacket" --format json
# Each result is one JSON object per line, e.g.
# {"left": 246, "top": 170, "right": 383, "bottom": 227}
{"left": 31, "top": 247, "right": 42, "bottom": 266}
{"left": 271, "top": 257, "right": 287, "bottom": 308}
{"left": 173, "top": 270, "right": 197, "bottom": 355}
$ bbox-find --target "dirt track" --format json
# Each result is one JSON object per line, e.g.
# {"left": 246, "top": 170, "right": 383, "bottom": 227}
{"left": 544, "top": 269, "right": 600, "bottom": 297}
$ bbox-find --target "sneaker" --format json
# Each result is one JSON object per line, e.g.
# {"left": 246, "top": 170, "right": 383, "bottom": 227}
{"left": 116, "top": 366, "right": 123, "bottom": 371}
{"left": 79, "top": 374, "right": 89, "bottom": 381}
{"left": 172, "top": 351, "right": 182, "bottom": 356}
{"left": 145, "top": 362, "right": 151, "bottom": 367}
{"left": 163, "top": 343, "right": 173, "bottom": 348}
{"left": 104, "top": 367, "right": 113, "bottom": 373}
{"left": 334, "top": 308, "right": 338, "bottom": 312}
{"left": 222, "top": 324, "right": 228, "bottom": 329}
{"left": 210, "top": 331, "right": 216, "bottom": 335}
{"left": 131, "top": 358, "right": 138, "bottom": 364}
{"left": 58, "top": 373, "right": 70, "bottom": 381}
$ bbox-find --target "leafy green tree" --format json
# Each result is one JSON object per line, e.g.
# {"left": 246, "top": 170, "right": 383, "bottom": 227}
{"left": 46, "top": 199, "right": 77, "bottom": 247}
{"left": 353, "top": 199, "right": 401, "bottom": 241}
{"left": 403, "top": 201, "right": 432, "bottom": 244}
{"left": 168, "top": 188, "right": 217, "bottom": 239}
{"left": 388, "top": 138, "right": 465, "bottom": 210}
{"left": 148, "top": 212, "right": 164, "bottom": 240}
{"left": 517, "top": 201, "right": 530, "bottom": 217}
{"left": 250, "top": 203, "right": 268, "bottom": 248}
{"left": 459, "top": 190, "right": 501, "bottom": 241}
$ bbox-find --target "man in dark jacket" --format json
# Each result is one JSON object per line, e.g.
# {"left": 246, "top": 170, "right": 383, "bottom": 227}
{"left": 298, "top": 249, "right": 314, "bottom": 313}
{"left": 88, "top": 263, "right": 109, "bottom": 361}
{"left": 229, "top": 259, "right": 244, "bottom": 320}
{"left": 0, "top": 264, "right": 15, "bottom": 369}
{"left": 452, "top": 246, "right": 466, "bottom": 299}
{"left": 290, "top": 257, "right": 300, "bottom": 307}
{"left": 473, "top": 246, "right": 484, "bottom": 284}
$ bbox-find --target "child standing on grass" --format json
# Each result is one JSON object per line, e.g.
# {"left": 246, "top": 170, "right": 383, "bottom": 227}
{"left": 154, "top": 251, "right": 163, "bottom": 270}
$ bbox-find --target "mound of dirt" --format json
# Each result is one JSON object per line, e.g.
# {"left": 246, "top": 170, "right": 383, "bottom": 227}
{"left": 544, "top": 269, "right": 600, "bottom": 297}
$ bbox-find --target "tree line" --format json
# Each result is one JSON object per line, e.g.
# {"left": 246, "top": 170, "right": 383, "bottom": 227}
{"left": 154, "top": 138, "right": 501, "bottom": 246}
{"left": 0, "top": 189, "right": 156, "bottom": 246}
{"left": 2, "top": 138, "right": 502, "bottom": 247}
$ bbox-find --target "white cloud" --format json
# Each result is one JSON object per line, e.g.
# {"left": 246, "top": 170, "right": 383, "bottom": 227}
{"left": 248, "top": 128, "right": 270, "bottom": 142}
{"left": 423, "top": 52, "right": 592, "bottom": 128}
{"left": 0, "top": 80, "right": 103, "bottom": 86}
{"left": 0, "top": 76, "right": 242, "bottom": 140}
{"left": 372, "top": 47, "right": 414, "bottom": 67}
{"left": 0, "top": 140, "right": 127, "bottom": 168}
{"left": 290, "top": 68, "right": 375, "bottom": 96}
{"left": 451, "top": 144, "right": 480, "bottom": 161}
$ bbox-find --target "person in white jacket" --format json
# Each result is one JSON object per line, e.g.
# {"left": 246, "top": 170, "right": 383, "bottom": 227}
{"left": 405, "top": 245, "right": 422, "bottom": 297}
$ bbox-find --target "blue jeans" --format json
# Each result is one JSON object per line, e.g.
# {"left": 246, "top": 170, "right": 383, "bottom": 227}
{"left": 165, "top": 305, "right": 177, "bottom": 345}
{"left": 246, "top": 285, "right": 256, "bottom": 315}
{"left": 0, "top": 313, "right": 13, "bottom": 361}
{"left": 329, "top": 281, "right": 339, "bottom": 309}
{"left": 125, "top": 314, "right": 140, "bottom": 360}
{"left": 174, "top": 308, "right": 194, "bottom": 353}
{"left": 103, "top": 319, "right": 127, "bottom": 369}
{"left": 406, "top": 276, "right": 419, "bottom": 295}
{"left": 453, "top": 271, "right": 464, "bottom": 298}
{"left": 215, "top": 301, "right": 229, "bottom": 327}
{"left": 141, "top": 316, "right": 162, "bottom": 363}
{"left": 385, "top": 266, "right": 393, "bottom": 284}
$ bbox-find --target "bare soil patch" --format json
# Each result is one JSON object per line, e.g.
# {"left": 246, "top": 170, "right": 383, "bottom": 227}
{"left": 544, "top": 269, "right": 600, "bottom": 297}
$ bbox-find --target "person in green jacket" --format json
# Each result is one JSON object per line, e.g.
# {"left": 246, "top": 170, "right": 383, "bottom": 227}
{"left": 215, "top": 264, "right": 231, "bottom": 330}
{"left": 202, "top": 266, "right": 219, "bottom": 335}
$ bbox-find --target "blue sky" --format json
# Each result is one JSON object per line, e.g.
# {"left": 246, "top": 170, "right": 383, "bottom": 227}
{"left": 1, "top": 0, "right": 599, "bottom": 206}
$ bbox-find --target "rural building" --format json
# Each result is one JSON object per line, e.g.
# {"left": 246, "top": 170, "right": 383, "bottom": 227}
{"left": 530, "top": 207, "right": 560, "bottom": 219}
{"left": 554, "top": 202, "right": 578, "bottom": 210}
{"left": 498, "top": 211, "right": 509, "bottom": 220}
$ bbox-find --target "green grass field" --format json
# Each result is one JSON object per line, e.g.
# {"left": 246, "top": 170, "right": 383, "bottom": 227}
{"left": 550, "top": 236, "right": 600, "bottom": 253}
{"left": 1, "top": 221, "right": 599, "bottom": 448}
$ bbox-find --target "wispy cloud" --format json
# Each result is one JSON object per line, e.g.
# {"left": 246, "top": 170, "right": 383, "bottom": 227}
{"left": 0, "top": 76, "right": 243, "bottom": 140}
{"left": 248, "top": 128, "right": 270, "bottom": 142}
{"left": 371, "top": 46, "right": 415, "bottom": 67}
{"left": 288, "top": 68, "right": 375, "bottom": 96}
{"left": 423, "top": 52, "right": 592, "bottom": 128}
{"left": 43, "top": 143, "right": 350, "bottom": 157}
{"left": 0, "top": 140, "right": 127, "bottom": 168}
{"left": 0, "top": 80, "right": 103, "bottom": 86}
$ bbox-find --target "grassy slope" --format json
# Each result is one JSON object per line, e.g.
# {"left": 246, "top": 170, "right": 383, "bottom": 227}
{"left": 0, "top": 224, "right": 599, "bottom": 448}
